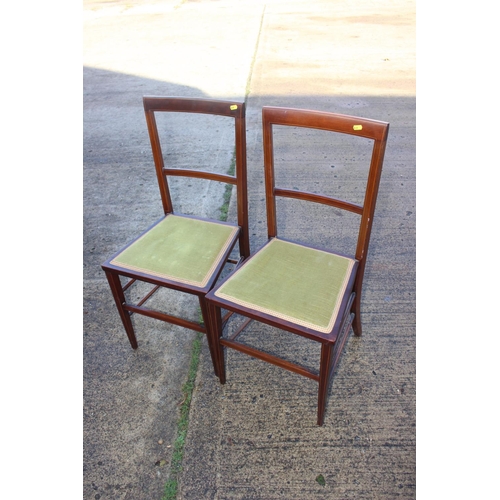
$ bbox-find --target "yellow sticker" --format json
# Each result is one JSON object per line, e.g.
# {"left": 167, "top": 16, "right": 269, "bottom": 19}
{"left": 230, "top": 105, "right": 238, "bottom": 110}
{"left": 353, "top": 125, "right": 363, "bottom": 131}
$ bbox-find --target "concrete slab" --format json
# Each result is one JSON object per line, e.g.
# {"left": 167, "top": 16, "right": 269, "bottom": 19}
{"left": 84, "top": 1, "right": 265, "bottom": 498}
{"left": 179, "top": 1, "right": 415, "bottom": 499}
{"left": 83, "top": 0, "right": 415, "bottom": 498}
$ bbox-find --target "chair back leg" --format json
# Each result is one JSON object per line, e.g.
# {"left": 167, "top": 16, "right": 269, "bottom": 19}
{"left": 317, "top": 343, "right": 334, "bottom": 426}
{"left": 104, "top": 270, "right": 138, "bottom": 349}
{"left": 351, "top": 293, "right": 363, "bottom": 336}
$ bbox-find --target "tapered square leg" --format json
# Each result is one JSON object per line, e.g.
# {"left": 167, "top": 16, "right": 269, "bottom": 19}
{"left": 199, "top": 297, "right": 219, "bottom": 378}
{"left": 104, "top": 270, "right": 138, "bottom": 349}
{"left": 317, "top": 343, "right": 333, "bottom": 426}
{"left": 206, "top": 301, "right": 226, "bottom": 384}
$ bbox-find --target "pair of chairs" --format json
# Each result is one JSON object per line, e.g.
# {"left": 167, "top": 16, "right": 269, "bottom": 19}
{"left": 101, "top": 96, "right": 389, "bottom": 425}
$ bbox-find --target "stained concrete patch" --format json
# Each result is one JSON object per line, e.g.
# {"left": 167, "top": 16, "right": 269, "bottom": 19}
{"left": 84, "top": 279, "right": 196, "bottom": 499}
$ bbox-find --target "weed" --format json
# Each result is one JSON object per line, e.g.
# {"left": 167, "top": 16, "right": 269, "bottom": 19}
{"left": 162, "top": 332, "right": 203, "bottom": 500}
{"left": 219, "top": 149, "right": 236, "bottom": 222}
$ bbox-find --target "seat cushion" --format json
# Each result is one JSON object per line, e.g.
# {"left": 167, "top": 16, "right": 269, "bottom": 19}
{"left": 110, "top": 215, "right": 239, "bottom": 288}
{"left": 214, "top": 238, "right": 356, "bottom": 333}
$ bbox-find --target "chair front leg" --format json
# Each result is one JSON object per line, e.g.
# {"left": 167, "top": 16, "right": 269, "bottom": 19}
{"left": 317, "top": 342, "right": 334, "bottom": 426}
{"left": 206, "top": 301, "right": 226, "bottom": 384}
{"left": 104, "top": 270, "right": 138, "bottom": 349}
{"left": 199, "top": 296, "right": 219, "bottom": 378}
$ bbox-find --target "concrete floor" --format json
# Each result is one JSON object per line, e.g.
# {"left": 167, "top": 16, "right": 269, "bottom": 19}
{"left": 83, "top": 0, "right": 415, "bottom": 498}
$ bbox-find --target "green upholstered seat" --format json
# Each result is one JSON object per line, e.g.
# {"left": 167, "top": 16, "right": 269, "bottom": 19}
{"left": 111, "top": 215, "right": 239, "bottom": 288}
{"left": 214, "top": 238, "right": 356, "bottom": 333}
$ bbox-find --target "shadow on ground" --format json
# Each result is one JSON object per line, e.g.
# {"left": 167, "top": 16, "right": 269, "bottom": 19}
{"left": 83, "top": 66, "right": 415, "bottom": 499}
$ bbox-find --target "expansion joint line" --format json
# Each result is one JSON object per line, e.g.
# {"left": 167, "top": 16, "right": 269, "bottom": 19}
{"left": 164, "top": 7, "right": 267, "bottom": 497}
{"left": 245, "top": 4, "right": 266, "bottom": 103}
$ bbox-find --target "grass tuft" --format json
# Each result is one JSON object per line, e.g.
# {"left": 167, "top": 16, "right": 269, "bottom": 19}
{"left": 162, "top": 332, "right": 203, "bottom": 500}
{"left": 219, "top": 149, "right": 236, "bottom": 222}
{"left": 163, "top": 134, "right": 238, "bottom": 500}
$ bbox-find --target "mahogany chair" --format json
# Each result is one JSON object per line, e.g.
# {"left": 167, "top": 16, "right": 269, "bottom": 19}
{"left": 206, "top": 106, "right": 389, "bottom": 425}
{"left": 102, "top": 97, "right": 249, "bottom": 375}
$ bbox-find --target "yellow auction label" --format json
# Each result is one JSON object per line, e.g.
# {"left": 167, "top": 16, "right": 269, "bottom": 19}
{"left": 230, "top": 105, "right": 238, "bottom": 110}
{"left": 353, "top": 125, "right": 363, "bottom": 130}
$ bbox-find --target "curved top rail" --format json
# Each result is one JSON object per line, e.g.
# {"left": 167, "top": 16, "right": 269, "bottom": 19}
{"left": 262, "top": 106, "right": 388, "bottom": 141}
{"left": 144, "top": 96, "right": 245, "bottom": 118}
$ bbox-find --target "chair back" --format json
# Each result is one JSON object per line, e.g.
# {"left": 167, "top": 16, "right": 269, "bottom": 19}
{"left": 143, "top": 96, "right": 250, "bottom": 257}
{"left": 262, "top": 106, "right": 389, "bottom": 272}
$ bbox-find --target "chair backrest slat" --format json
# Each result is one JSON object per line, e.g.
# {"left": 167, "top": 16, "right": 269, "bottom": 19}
{"left": 163, "top": 168, "right": 238, "bottom": 185}
{"left": 273, "top": 188, "right": 363, "bottom": 215}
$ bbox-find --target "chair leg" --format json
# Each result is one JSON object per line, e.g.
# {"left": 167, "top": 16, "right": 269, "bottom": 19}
{"left": 199, "top": 297, "right": 219, "bottom": 378}
{"left": 206, "top": 302, "right": 226, "bottom": 384}
{"left": 317, "top": 343, "right": 334, "bottom": 426}
{"left": 351, "top": 292, "right": 362, "bottom": 336}
{"left": 104, "top": 270, "right": 138, "bottom": 349}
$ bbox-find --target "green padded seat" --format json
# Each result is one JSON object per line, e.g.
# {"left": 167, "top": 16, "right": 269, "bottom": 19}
{"left": 214, "top": 238, "right": 356, "bottom": 333}
{"left": 111, "top": 215, "right": 239, "bottom": 288}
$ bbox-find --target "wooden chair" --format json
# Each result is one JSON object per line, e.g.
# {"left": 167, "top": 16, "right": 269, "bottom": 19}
{"left": 206, "top": 106, "right": 389, "bottom": 424}
{"left": 101, "top": 97, "right": 249, "bottom": 375}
